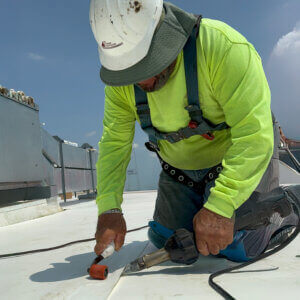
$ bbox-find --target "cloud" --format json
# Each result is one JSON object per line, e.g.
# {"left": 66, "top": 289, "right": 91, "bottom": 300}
{"left": 28, "top": 52, "right": 45, "bottom": 61}
{"left": 85, "top": 130, "right": 97, "bottom": 137}
{"left": 149, "top": 153, "right": 156, "bottom": 158}
{"left": 272, "top": 22, "right": 300, "bottom": 57}
{"left": 266, "top": 21, "right": 300, "bottom": 139}
{"left": 133, "top": 143, "right": 139, "bottom": 149}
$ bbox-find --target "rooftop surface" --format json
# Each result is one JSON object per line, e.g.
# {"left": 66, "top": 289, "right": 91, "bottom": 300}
{"left": 0, "top": 189, "right": 299, "bottom": 299}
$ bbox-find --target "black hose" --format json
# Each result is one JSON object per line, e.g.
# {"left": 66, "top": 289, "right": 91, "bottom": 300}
{"left": 209, "top": 194, "right": 300, "bottom": 300}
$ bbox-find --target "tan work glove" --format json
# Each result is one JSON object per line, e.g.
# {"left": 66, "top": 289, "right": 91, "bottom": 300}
{"left": 193, "top": 208, "right": 234, "bottom": 256}
{"left": 94, "top": 212, "right": 127, "bottom": 256}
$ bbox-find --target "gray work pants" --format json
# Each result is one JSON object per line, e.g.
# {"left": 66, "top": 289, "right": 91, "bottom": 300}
{"left": 150, "top": 121, "right": 282, "bottom": 260}
{"left": 154, "top": 121, "right": 280, "bottom": 230}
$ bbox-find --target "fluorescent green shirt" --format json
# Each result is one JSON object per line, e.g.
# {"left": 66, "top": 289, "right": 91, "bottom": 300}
{"left": 96, "top": 19, "right": 274, "bottom": 218}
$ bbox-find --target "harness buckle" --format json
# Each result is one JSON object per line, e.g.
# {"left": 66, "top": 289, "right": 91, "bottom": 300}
{"left": 165, "top": 131, "right": 184, "bottom": 143}
{"left": 201, "top": 132, "right": 215, "bottom": 141}
{"left": 145, "top": 141, "right": 160, "bottom": 152}
{"left": 185, "top": 105, "right": 199, "bottom": 113}
{"left": 188, "top": 121, "right": 215, "bottom": 141}
{"left": 188, "top": 121, "right": 198, "bottom": 129}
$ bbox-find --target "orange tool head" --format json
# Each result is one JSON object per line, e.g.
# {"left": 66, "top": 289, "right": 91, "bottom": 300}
{"left": 88, "top": 264, "right": 109, "bottom": 280}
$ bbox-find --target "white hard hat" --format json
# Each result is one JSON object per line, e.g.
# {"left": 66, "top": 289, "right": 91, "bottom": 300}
{"left": 90, "top": 0, "right": 163, "bottom": 71}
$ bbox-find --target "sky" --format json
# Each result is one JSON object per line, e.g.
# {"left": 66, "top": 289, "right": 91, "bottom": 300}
{"left": 1, "top": 0, "right": 299, "bottom": 189}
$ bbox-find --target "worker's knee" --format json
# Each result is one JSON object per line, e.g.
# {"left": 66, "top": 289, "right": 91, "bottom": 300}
{"left": 148, "top": 227, "right": 167, "bottom": 249}
{"left": 148, "top": 221, "right": 174, "bottom": 249}
{"left": 219, "top": 231, "right": 252, "bottom": 262}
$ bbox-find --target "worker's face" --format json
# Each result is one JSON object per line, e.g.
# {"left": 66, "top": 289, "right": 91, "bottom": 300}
{"left": 138, "top": 77, "right": 157, "bottom": 91}
{"left": 138, "top": 59, "right": 177, "bottom": 92}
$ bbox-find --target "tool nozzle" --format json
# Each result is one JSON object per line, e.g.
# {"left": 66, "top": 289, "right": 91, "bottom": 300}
{"left": 124, "top": 248, "right": 170, "bottom": 274}
{"left": 124, "top": 257, "right": 145, "bottom": 274}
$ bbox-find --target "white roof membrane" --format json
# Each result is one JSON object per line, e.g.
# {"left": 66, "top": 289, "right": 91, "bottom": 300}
{"left": 0, "top": 183, "right": 299, "bottom": 299}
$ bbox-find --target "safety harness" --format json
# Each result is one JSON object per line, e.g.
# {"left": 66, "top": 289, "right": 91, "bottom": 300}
{"left": 134, "top": 16, "right": 229, "bottom": 191}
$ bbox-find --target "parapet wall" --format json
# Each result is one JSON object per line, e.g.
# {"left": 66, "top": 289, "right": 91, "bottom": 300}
{"left": 0, "top": 86, "right": 98, "bottom": 205}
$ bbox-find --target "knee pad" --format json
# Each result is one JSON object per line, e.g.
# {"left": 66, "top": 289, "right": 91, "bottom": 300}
{"left": 219, "top": 231, "right": 251, "bottom": 262}
{"left": 148, "top": 221, "right": 174, "bottom": 249}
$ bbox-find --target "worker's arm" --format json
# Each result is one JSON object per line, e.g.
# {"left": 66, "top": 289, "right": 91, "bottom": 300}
{"left": 204, "top": 43, "right": 273, "bottom": 219}
{"left": 194, "top": 27, "right": 273, "bottom": 255}
{"left": 95, "top": 86, "right": 135, "bottom": 254}
{"left": 96, "top": 86, "right": 135, "bottom": 214}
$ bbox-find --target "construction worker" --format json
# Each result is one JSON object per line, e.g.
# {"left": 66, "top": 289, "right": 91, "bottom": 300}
{"left": 90, "top": 0, "right": 298, "bottom": 261}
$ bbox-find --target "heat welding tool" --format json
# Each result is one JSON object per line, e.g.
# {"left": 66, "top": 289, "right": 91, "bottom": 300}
{"left": 124, "top": 187, "right": 296, "bottom": 274}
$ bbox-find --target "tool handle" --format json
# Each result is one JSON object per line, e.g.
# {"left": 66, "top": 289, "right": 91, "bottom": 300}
{"left": 165, "top": 229, "right": 199, "bottom": 265}
{"left": 101, "top": 242, "right": 115, "bottom": 258}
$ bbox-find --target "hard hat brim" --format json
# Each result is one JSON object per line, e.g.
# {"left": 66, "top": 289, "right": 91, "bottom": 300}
{"left": 100, "top": 3, "right": 198, "bottom": 86}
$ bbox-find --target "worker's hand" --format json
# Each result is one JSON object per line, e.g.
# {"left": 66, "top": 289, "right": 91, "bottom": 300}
{"left": 193, "top": 208, "right": 234, "bottom": 256}
{"left": 94, "top": 213, "right": 127, "bottom": 256}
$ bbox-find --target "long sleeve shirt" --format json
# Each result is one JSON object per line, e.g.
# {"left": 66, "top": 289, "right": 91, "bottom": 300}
{"left": 96, "top": 18, "right": 274, "bottom": 218}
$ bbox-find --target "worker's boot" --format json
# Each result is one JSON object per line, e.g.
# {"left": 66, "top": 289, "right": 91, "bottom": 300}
{"left": 229, "top": 212, "right": 298, "bottom": 261}
{"left": 220, "top": 185, "right": 299, "bottom": 262}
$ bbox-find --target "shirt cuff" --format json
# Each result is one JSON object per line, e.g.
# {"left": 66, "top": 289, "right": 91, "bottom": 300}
{"left": 96, "top": 193, "right": 122, "bottom": 216}
{"left": 204, "top": 197, "right": 235, "bottom": 219}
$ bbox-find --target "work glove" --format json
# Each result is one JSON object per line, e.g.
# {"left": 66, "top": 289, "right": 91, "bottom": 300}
{"left": 94, "top": 212, "right": 127, "bottom": 256}
{"left": 193, "top": 208, "right": 234, "bottom": 256}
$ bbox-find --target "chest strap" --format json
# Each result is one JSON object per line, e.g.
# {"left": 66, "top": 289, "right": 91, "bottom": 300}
{"left": 134, "top": 16, "right": 229, "bottom": 151}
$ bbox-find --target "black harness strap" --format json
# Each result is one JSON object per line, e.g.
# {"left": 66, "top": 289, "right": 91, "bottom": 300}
{"left": 134, "top": 16, "right": 229, "bottom": 150}
{"left": 183, "top": 16, "right": 204, "bottom": 125}
{"left": 134, "top": 85, "right": 159, "bottom": 147}
{"left": 183, "top": 16, "right": 228, "bottom": 138}
{"left": 135, "top": 15, "right": 228, "bottom": 190}
{"left": 145, "top": 142, "right": 223, "bottom": 193}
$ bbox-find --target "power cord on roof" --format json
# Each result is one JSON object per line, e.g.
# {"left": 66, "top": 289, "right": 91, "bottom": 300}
{"left": 209, "top": 224, "right": 299, "bottom": 299}
{"left": 0, "top": 225, "right": 149, "bottom": 259}
{"left": 209, "top": 190, "right": 300, "bottom": 300}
